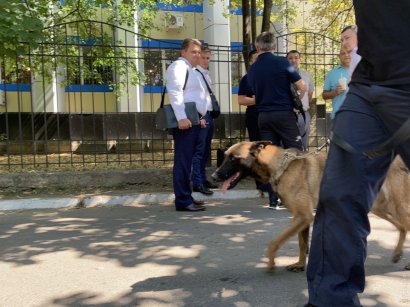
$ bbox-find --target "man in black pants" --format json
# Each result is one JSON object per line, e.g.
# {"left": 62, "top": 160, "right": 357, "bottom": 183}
{"left": 305, "top": 1, "right": 410, "bottom": 306}
{"left": 248, "top": 32, "right": 306, "bottom": 209}
{"left": 238, "top": 50, "right": 267, "bottom": 195}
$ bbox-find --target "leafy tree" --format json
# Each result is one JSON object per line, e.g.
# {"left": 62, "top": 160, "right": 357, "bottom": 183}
{"left": 0, "top": 0, "right": 43, "bottom": 57}
{"left": 306, "top": 0, "right": 354, "bottom": 39}
{"left": 0, "top": 0, "right": 194, "bottom": 95}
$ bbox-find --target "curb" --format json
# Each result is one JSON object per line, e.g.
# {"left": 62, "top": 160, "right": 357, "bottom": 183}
{"left": 0, "top": 189, "right": 264, "bottom": 211}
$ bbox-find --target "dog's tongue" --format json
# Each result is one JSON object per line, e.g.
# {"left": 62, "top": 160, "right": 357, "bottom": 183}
{"left": 221, "top": 173, "right": 238, "bottom": 194}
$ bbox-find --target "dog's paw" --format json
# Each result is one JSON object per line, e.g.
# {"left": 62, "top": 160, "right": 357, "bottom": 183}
{"left": 266, "top": 259, "right": 276, "bottom": 271}
{"left": 286, "top": 264, "right": 305, "bottom": 273}
{"left": 391, "top": 252, "right": 403, "bottom": 263}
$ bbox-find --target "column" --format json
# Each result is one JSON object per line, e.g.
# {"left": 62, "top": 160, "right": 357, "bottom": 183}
{"left": 203, "top": 0, "right": 231, "bottom": 112}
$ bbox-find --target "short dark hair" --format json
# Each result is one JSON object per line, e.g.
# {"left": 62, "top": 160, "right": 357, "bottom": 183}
{"left": 249, "top": 49, "right": 258, "bottom": 59}
{"left": 286, "top": 50, "right": 300, "bottom": 57}
{"left": 201, "top": 45, "right": 211, "bottom": 53}
{"left": 341, "top": 25, "right": 358, "bottom": 34}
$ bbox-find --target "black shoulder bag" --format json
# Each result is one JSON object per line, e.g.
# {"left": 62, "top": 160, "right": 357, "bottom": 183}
{"left": 196, "top": 69, "right": 221, "bottom": 119}
{"left": 155, "top": 69, "right": 200, "bottom": 131}
{"left": 290, "top": 83, "right": 306, "bottom": 121}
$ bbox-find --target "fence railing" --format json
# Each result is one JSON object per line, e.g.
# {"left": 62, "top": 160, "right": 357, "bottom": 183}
{"left": 0, "top": 20, "right": 336, "bottom": 171}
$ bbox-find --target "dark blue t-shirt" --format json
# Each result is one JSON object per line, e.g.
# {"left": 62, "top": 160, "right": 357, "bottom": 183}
{"left": 238, "top": 74, "right": 258, "bottom": 114}
{"left": 238, "top": 74, "right": 253, "bottom": 96}
{"left": 352, "top": 0, "right": 410, "bottom": 85}
{"left": 247, "top": 52, "right": 301, "bottom": 111}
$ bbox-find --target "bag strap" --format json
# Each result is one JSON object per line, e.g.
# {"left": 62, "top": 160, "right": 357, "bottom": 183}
{"left": 196, "top": 69, "right": 213, "bottom": 95}
{"left": 331, "top": 117, "right": 410, "bottom": 158}
{"left": 161, "top": 69, "right": 189, "bottom": 108}
{"left": 290, "top": 82, "right": 306, "bottom": 122}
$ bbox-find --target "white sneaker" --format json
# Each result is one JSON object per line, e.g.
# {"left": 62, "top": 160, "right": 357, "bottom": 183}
{"left": 268, "top": 200, "right": 285, "bottom": 210}
{"left": 272, "top": 204, "right": 286, "bottom": 210}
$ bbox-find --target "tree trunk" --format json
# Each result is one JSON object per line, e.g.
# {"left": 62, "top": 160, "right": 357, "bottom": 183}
{"left": 251, "top": 0, "right": 257, "bottom": 46}
{"left": 242, "top": 0, "right": 251, "bottom": 71}
{"left": 262, "top": 0, "right": 273, "bottom": 32}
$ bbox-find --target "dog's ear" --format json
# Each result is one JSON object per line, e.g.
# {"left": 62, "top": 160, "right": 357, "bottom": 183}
{"left": 250, "top": 141, "right": 272, "bottom": 155}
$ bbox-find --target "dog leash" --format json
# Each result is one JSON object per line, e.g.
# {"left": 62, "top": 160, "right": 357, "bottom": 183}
{"left": 330, "top": 117, "right": 410, "bottom": 158}
{"left": 315, "top": 139, "right": 330, "bottom": 153}
{"left": 270, "top": 143, "right": 328, "bottom": 189}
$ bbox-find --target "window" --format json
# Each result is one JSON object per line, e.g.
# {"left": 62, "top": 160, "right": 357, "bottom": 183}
{"left": 143, "top": 48, "right": 179, "bottom": 86}
{"left": 1, "top": 57, "right": 31, "bottom": 84}
{"left": 67, "top": 45, "right": 114, "bottom": 85}
{"left": 231, "top": 51, "right": 243, "bottom": 87}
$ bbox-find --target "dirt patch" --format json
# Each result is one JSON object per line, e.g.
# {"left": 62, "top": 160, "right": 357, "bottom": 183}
{"left": 0, "top": 168, "right": 257, "bottom": 200}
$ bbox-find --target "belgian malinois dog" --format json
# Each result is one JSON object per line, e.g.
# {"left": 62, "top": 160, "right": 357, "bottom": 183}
{"left": 212, "top": 141, "right": 410, "bottom": 272}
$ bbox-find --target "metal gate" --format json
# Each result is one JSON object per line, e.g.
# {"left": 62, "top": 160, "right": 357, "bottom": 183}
{"left": 0, "top": 22, "right": 339, "bottom": 171}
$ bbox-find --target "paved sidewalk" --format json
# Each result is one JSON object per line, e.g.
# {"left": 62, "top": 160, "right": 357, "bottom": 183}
{"left": 0, "top": 189, "right": 264, "bottom": 211}
{"left": 0, "top": 197, "right": 409, "bottom": 307}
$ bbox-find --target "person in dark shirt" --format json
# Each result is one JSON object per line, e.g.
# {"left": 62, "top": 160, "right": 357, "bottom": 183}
{"left": 238, "top": 50, "right": 259, "bottom": 142}
{"left": 247, "top": 32, "right": 306, "bottom": 209}
{"left": 238, "top": 49, "right": 270, "bottom": 198}
{"left": 305, "top": 1, "right": 410, "bottom": 306}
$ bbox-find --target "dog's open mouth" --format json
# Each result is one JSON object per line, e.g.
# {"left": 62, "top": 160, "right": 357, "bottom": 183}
{"left": 221, "top": 171, "right": 241, "bottom": 194}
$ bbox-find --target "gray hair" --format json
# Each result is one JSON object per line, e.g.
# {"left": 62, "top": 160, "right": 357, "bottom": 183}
{"left": 181, "top": 38, "right": 202, "bottom": 51}
{"left": 255, "top": 32, "right": 276, "bottom": 52}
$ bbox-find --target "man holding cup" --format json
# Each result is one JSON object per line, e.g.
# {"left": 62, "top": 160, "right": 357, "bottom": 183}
{"left": 322, "top": 47, "right": 351, "bottom": 119}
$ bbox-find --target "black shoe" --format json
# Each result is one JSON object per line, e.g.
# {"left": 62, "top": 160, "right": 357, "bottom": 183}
{"left": 176, "top": 204, "right": 206, "bottom": 212}
{"left": 204, "top": 180, "right": 218, "bottom": 189}
{"left": 192, "top": 198, "right": 205, "bottom": 206}
{"left": 193, "top": 184, "right": 213, "bottom": 195}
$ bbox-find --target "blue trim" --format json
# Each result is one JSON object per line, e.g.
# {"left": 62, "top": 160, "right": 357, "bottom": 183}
{"left": 231, "top": 42, "right": 243, "bottom": 51}
{"left": 157, "top": 3, "right": 202, "bottom": 13}
{"left": 65, "top": 36, "right": 98, "bottom": 46}
{"left": 144, "top": 86, "right": 163, "bottom": 93}
{"left": 141, "top": 39, "right": 182, "bottom": 49}
{"left": 232, "top": 86, "right": 239, "bottom": 94}
{"left": 65, "top": 85, "right": 114, "bottom": 92}
{"left": 230, "top": 8, "right": 242, "bottom": 15}
{"left": 141, "top": 39, "right": 244, "bottom": 50}
{"left": 230, "top": 8, "right": 263, "bottom": 16}
{"left": 0, "top": 84, "right": 31, "bottom": 92}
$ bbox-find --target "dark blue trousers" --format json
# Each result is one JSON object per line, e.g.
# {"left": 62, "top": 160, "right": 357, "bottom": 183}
{"left": 246, "top": 108, "right": 261, "bottom": 142}
{"left": 307, "top": 83, "right": 410, "bottom": 307}
{"left": 173, "top": 125, "right": 201, "bottom": 209}
{"left": 191, "top": 112, "right": 214, "bottom": 186}
{"left": 258, "top": 110, "right": 303, "bottom": 150}
{"left": 246, "top": 108, "right": 265, "bottom": 190}
{"left": 258, "top": 110, "right": 304, "bottom": 203}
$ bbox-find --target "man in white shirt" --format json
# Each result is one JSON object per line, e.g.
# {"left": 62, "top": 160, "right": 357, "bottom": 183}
{"left": 341, "top": 25, "right": 361, "bottom": 77}
{"left": 166, "top": 38, "right": 208, "bottom": 212}
{"left": 192, "top": 46, "right": 218, "bottom": 195}
{"left": 287, "top": 50, "right": 314, "bottom": 151}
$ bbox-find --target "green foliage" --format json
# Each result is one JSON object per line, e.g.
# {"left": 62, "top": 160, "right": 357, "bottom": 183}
{"left": 0, "top": 0, "right": 43, "bottom": 57}
{"left": 306, "top": 0, "right": 355, "bottom": 39}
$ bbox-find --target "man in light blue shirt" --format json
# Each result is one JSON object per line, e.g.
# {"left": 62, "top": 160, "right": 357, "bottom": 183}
{"left": 322, "top": 47, "right": 351, "bottom": 118}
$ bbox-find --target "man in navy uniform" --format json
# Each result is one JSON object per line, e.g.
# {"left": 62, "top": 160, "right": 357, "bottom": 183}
{"left": 305, "top": 1, "right": 410, "bottom": 306}
{"left": 248, "top": 31, "right": 306, "bottom": 209}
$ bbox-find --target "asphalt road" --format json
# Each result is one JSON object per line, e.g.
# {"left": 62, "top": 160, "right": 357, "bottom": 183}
{"left": 0, "top": 198, "right": 409, "bottom": 307}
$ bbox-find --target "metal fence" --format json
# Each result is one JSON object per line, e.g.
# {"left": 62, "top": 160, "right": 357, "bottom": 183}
{"left": 0, "top": 20, "right": 338, "bottom": 171}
